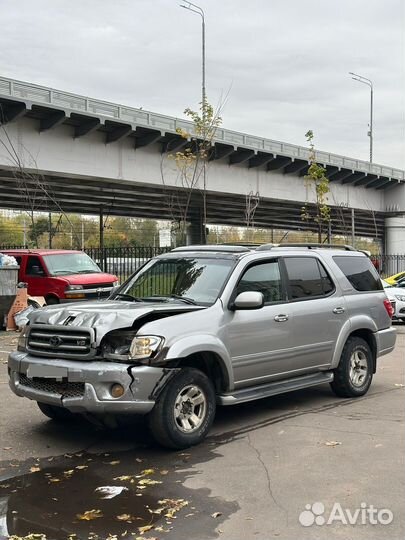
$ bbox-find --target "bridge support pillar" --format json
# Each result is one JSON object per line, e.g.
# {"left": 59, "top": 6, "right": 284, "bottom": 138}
{"left": 385, "top": 215, "right": 405, "bottom": 255}
{"left": 186, "top": 208, "right": 207, "bottom": 245}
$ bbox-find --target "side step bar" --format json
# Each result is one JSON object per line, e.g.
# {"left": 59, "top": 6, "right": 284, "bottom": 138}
{"left": 218, "top": 371, "right": 334, "bottom": 406}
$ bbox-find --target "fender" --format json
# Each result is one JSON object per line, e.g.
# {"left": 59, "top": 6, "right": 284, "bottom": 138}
{"left": 163, "top": 334, "right": 234, "bottom": 390}
{"left": 331, "top": 314, "right": 378, "bottom": 369}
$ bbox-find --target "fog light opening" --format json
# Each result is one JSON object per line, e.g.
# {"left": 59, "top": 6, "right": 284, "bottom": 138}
{"left": 110, "top": 383, "right": 125, "bottom": 398}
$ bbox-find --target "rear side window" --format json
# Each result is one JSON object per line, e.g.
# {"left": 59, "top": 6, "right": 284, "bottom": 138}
{"left": 284, "top": 257, "right": 334, "bottom": 299}
{"left": 333, "top": 256, "right": 383, "bottom": 291}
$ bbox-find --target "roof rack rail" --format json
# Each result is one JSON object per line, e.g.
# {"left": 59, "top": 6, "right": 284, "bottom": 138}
{"left": 172, "top": 245, "right": 251, "bottom": 253}
{"left": 256, "top": 243, "right": 356, "bottom": 251}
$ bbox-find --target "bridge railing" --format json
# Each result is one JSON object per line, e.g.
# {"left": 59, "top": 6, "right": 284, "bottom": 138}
{"left": 1, "top": 75, "right": 404, "bottom": 182}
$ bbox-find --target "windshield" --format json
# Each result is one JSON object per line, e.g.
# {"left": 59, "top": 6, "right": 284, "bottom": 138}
{"left": 114, "top": 257, "right": 234, "bottom": 305}
{"left": 43, "top": 253, "right": 101, "bottom": 276}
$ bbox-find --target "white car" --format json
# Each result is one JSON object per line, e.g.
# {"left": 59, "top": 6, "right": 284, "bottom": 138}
{"left": 382, "top": 279, "right": 405, "bottom": 322}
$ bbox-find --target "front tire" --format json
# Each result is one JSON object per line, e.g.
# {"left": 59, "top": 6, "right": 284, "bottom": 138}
{"left": 37, "top": 402, "right": 75, "bottom": 421}
{"left": 148, "top": 368, "right": 216, "bottom": 449}
{"left": 330, "top": 337, "right": 373, "bottom": 398}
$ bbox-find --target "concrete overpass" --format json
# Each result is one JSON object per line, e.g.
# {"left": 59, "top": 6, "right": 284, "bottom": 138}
{"left": 0, "top": 75, "right": 405, "bottom": 250}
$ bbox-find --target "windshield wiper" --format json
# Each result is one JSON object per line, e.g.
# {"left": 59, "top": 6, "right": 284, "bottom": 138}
{"left": 75, "top": 269, "right": 100, "bottom": 274}
{"left": 168, "top": 294, "right": 197, "bottom": 305}
{"left": 114, "top": 293, "right": 143, "bottom": 302}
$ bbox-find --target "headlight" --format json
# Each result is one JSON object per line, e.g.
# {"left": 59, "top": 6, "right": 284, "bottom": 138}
{"left": 17, "top": 325, "right": 29, "bottom": 352}
{"left": 395, "top": 294, "right": 405, "bottom": 302}
{"left": 66, "top": 285, "right": 84, "bottom": 291}
{"left": 130, "top": 336, "right": 163, "bottom": 360}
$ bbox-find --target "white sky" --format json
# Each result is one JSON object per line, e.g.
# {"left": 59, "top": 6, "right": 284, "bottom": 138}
{"left": 1, "top": 0, "right": 404, "bottom": 168}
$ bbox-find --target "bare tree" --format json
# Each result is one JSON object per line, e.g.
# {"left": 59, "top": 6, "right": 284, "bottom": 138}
{"left": 0, "top": 109, "right": 81, "bottom": 247}
{"left": 160, "top": 97, "right": 224, "bottom": 245}
{"left": 244, "top": 190, "right": 260, "bottom": 242}
{"left": 301, "top": 130, "right": 331, "bottom": 242}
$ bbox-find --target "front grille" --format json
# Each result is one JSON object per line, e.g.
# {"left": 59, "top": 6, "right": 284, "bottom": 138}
{"left": 19, "top": 374, "right": 85, "bottom": 398}
{"left": 82, "top": 283, "right": 113, "bottom": 290}
{"left": 27, "top": 326, "right": 93, "bottom": 358}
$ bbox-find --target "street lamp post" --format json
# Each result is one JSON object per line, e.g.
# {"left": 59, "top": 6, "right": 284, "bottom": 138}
{"left": 349, "top": 72, "right": 374, "bottom": 163}
{"left": 180, "top": 1, "right": 206, "bottom": 113}
{"left": 180, "top": 1, "right": 208, "bottom": 244}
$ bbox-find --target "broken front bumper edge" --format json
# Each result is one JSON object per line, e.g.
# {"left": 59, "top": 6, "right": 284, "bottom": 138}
{"left": 8, "top": 351, "right": 166, "bottom": 415}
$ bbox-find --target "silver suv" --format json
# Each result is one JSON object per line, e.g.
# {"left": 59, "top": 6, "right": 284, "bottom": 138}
{"left": 9, "top": 244, "right": 396, "bottom": 448}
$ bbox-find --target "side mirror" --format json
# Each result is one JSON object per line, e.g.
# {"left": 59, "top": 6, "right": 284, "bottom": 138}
{"left": 233, "top": 291, "right": 264, "bottom": 310}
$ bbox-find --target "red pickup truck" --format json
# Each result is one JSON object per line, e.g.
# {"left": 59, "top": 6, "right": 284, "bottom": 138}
{"left": 1, "top": 249, "right": 118, "bottom": 304}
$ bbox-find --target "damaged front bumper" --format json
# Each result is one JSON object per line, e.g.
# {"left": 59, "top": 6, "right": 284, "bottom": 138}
{"left": 8, "top": 351, "right": 167, "bottom": 415}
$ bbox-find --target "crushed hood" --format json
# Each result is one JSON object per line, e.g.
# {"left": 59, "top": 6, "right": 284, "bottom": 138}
{"left": 28, "top": 300, "right": 203, "bottom": 340}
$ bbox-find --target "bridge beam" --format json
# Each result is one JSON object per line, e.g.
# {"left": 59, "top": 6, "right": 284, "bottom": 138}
{"left": 134, "top": 129, "right": 162, "bottom": 149}
{"left": 74, "top": 117, "right": 101, "bottom": 138}
{"left": 162, "top": 136, "right": 188, "bottom": 153}
{"left": 106, "top": 124, "right": 132, "bottom": 144}
{"left": 328, "top": 169, "right": 353, "bottom": 182}
{"left": 284, "top": 160, "right": 308, "bottom": 175}
{"left": 229, "top": 149, "right": 256, "bottom": 165}
{"left": 0, "top": 102, "right": 27, "bottom": 124}
{"left": 40, "top": 110, "right": 66, "bottom": 132}
{"left": 366, "top": 177, "right": 391, "bottom": 189}
{"left": 249, "top": 152, "right": 275, "bottom": 168}
{"left": 267, "top": 156, "right": 292, "bottom": 171}
{"left": 354, "top": 174, "right": 378, "bottom": 186}
{"left": 342, "top": 172, "right": 367, "bottom": 185}
{"left": 209, "top": 143, "right": 234, "bottom": 161}
{"left": 325, "top": 165, "right": 339, "bottom": 178}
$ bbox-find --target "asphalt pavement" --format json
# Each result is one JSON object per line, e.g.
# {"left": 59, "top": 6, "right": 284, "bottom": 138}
{"left": 0, "top": 326, "right": 404, "bottom": 540}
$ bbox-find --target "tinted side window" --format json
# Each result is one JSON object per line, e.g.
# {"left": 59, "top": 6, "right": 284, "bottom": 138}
{"left": 236, "top": 261, "right": 283, "bottom": 303}
{"left": 284, "top": 257, "right": 331, "bottom": 299}
{"left": 333, "top": 256, "right": 383, "bottom": 291}
{"left": 26, "top": 256, "right": 46, "bottom": 276}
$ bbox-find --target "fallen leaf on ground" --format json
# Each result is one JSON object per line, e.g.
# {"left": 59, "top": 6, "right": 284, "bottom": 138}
{"left": 159, "top": 469, "right": 169, "bottom": 475}
{"left": 3, "top": 447, "right": 12, "bottom": 450}
{"left": 114, "top": 475, "right": 135, "bottom": 482}
{"left": 75, "top": 465, "right": 88, "bottom": 470}
{"left": 324, "top": 441, "right": 342, "bottom": 447}
{"left": 116, "top": 513, "right": 133, "bottom": 522}
{"left": 95, "top": 486, "right": 129, "bottom": 499}
{"left": 135, "top": 458, "right": 143, "bottom": 463}
{"left": 375, "top": 443, "right": 383, "bottom": 448}
{"left": 138, "top": 525, "right": 153, "bottom": 534}
{"left": 49, "top": 477, "right": 61, "bottom": 483}
{"left": 107, "top": 460, "right": 120, "bottom": 465}
{"left": 138, "top": 479, "right": 162, "bottom": 486}
{"left": 140, "top": 468, "right": 155, "bottom": 476}
{"left": 30, "top": 466, "right": 41, "bottom": 473}
{"left": 76, "top": 509, "right": 103, "bottom": 521}
{"left": 211, "top": 512, "right": 222, "bottom": 518}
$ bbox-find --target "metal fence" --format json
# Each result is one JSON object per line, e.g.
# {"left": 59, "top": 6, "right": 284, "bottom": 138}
{"left": 85, "top": 246, "right": 171, "bottom": 282}
{"left": 2, "top": 245, "right": 405, "bottom": 283}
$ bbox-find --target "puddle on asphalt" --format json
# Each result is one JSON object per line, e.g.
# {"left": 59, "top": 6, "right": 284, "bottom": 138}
{"left": 0, "top": 447, "right": 237, "bottom": 540}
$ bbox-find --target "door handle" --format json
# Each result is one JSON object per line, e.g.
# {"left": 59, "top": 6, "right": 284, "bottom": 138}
{"left": 333, "top": 307, "right": 345, "bottom": 314}
{"left": 274, "top": 314, "right": 289, "bottom": 322}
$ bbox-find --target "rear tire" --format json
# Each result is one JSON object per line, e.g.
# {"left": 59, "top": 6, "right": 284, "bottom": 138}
{"left": 148, "top": 368, "right": 216, "bottom": 449}
{"left": 330, "top": 337, "right": 373, "bottom": 398}
{"left": 37, "top": 402, "right": 75, "bottom": 421}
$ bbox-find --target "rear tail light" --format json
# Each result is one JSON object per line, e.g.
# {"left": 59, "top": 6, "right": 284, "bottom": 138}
{"left": 383, "top": 298, "right": 394, "bottom": 319}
